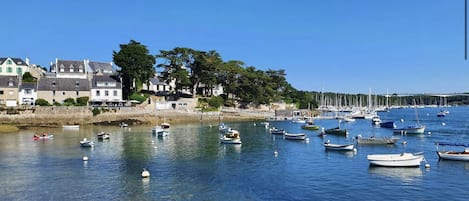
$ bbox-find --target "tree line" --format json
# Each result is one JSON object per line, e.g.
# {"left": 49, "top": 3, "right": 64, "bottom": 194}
{"left": 113, "top": 40, "right": 316, "bottom": 109}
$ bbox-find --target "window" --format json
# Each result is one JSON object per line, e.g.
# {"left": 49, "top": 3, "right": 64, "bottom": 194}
{"left": 60, "top": 68, "right": 64, "bottom": 72}
{"left": 8, "top": 81, "right": 13, "bottom": 87}
{"left": 52, "top": 81, "right": 56, "bottom": 87}
{"left": 76, "top": 91, "right": 79, "bottom": 96}
{"left": 79, "top": 68, "right": 83, "bottom": 73}
{"left": 113, "top": 90, "right": 117, "bottom": 96}
{"left": 70, "top": 68, "right": 74, "bottom": 72}
{"left": 25, "top": 89, "right": 32, "bottom": 94}
{"left": 6, "top": 60, "right": 12, "bottom": 65}
{"left": 62, "top": 92, "right": 66, "bottom": 95}
{"left": 7, "top": 67, "right": 12, "bottom": 73}
{"left": 8, "top": 90, "right": 13, "bottom": 95}
{"left": 105, "top": 90, "right": 109, "bottom": 96}
{"left": 52, "top": 90, "right": 56, "bottom": 96}
{"left": 0, "top": 91, "right": 3, "bottom": 95}
{"left": 0, "top": 67, "right": 2, "bottom": 72}
{"left": 96, "top": 91, "right": 100, "bottom": 96}
{"left": 105, "top": 82, "right": 108, "bottom": 86}
{"left": 16, "top": 68, "right": 22, "bottom": 75}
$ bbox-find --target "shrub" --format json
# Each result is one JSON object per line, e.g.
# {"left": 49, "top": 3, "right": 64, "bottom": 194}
{"left": 35, "top": 99, "right": 50, "bottom": 106}
{"left": 92, "top": 108, "right": 101, "bottom": 116}
{"left": 208, "top": 96, "right": 223, "bottom": 108}
{"left": 63, "top": 98, "right": 76, "bottom": 106}
{"left": 129, "top": 93, "right": 147, "bottom": 103}
{"left": 76, "top": 97, "right": 89, "bottom": 106}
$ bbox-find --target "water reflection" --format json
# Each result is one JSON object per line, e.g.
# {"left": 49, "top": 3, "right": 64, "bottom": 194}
{"left": 369, "top": 166, "right": 423, "bottom": 182}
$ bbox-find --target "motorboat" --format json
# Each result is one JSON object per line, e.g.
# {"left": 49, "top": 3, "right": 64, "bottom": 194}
{"left": 269, "top": 127, "right": 286, "bottom": 135}
{"left": 436, "top": 142, "right": 469, "bottom": 161}
{"left": 80, "top": 138, "right": 94, "bottom": 147}
{"left": 356, "top": 135, "right": 399, "bottom": 145}
{"left": 323, "top": 140, "right": 355, "bottom": 151}
{"left": 284, "top": 132, "right": 306, "bottom": 140}
{"left": 161, "top": 122, "right": 170, "bottom": 129}
{"left": 63, "top": 125, "right": 80, "bottom": 129}
{"left": 97, "top": 132, "right": 110, "bottom": 140}
{"left": 367, "top": 152, "right": 424, "bottom": 167}
{"left": 371, "top": 116, "right": 381, "bottom": 126}
{"left": 152, "top": 126, "right": 169, "bottom": 137}
{"left": 292, "top": 118, "right": 306, "bottom": 124}
{"left": 220, "top": 129, "right": 242, "bottom": 144}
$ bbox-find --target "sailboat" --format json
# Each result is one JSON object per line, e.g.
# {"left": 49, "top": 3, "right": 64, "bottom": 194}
{"left": 393, "top": 100, "right": 426, "bottom": 134}
{"left": 161, "top": 110, "right": 170, "bottom": 129}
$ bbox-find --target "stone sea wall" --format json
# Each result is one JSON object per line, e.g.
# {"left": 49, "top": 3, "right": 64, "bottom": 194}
{"left": 0, "top": 106, "right": 275, "bottom": 128}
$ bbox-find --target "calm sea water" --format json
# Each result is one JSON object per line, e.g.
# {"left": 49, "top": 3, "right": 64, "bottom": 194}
{"left": 1, "top": 107, "right": 469, "bottom": 201}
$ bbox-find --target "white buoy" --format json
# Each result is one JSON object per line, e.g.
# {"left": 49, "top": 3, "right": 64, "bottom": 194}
{"left": 400, "top": 118, "right": 404, "bottom": 122}
{"left": 141, "top": 168, "right": 150, "bottom": 178}
{"left": 82, "top": 156, "right": 89, "bottom": 161}
{"left": 402, "top": 141, "right": 407, "bottom": 145}
{"left": 353, "top": 148, "right": 357, "bottom": 152}
{"left": 442, "top": 122, "right": 446, "bottom": 126}
{"left": 428, "top": 132, "right": 432, "bottom": 135}
{"left": 253, "top": 123, "right": 256, "bottom": 126}
{"left": 274, "top": 150, "right": 278, "bottom": 157}
{"left": 425, "top": 163, "right": 430, "bottom": 168}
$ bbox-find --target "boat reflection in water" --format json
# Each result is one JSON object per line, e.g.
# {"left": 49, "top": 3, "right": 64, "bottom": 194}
{"left": 368, "top": 167, "right": 423, "bottom": 182}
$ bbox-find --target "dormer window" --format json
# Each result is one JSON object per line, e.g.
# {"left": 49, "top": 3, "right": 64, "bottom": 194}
{"left": 75, "top": 81, "right": 79, "bottom": 87}
{"left": 52, "top": 81, "right": 56, "bottom": 87}
{"left": 70, "top": 68, "right": 74, "bottom": 72}
{"left": 8, "top": 80, "right": 13, "bottom": 87}
{"left": 6, "top": 60, "right": 12, "bottom": 65}
{"left": 60, "top": 68, "right": 64, "bottom": 72}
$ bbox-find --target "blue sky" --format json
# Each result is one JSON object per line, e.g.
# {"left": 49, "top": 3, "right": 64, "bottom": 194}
{"left": 3, "top": 0, "right": 468, "bottom": 94}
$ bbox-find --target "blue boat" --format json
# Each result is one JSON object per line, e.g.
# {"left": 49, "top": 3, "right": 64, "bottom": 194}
{"left": 380, "top": 121, "right": 396, "bottom": 129}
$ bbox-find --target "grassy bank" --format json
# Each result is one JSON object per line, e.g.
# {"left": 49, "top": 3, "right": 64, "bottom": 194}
{"left": 0, "top": 125, "right": 20, "bottom": 133}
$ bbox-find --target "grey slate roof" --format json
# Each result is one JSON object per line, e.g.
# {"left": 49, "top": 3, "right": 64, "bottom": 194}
{"left": 92, "top": 75, "right": 122, "bottom": 88}
{"left": 37, "top": 77, "right": 90, "bottom": 91}
{"left": 89, "top": 61, "right": 114, "bottom": 74}
{"left": 0, "top": 76, "right": 19, "bottom": 87}
{"left": 51, "top": 60, "right": 85, "bottom": 74}
{"left": 0, "top": 57, "right": 27, "bottom": 66}
{"left": 20, "top": 82, "right": 37, "bottom": 90}
{"left": 149, "top": 77, "right": 168, "bottom": 86}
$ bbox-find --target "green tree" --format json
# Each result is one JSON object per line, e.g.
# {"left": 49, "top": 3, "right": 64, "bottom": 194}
{"left": 22, "top": 72, "right": 37, "bottom": 82}
{"left": 157, "top": 47, "right": 195, "bottom": 96}
{"left": 113, "top": 40, "right": 156, "bottom": 99}
{"left": 217, "top": 60, "right": 244, "bottom": 101}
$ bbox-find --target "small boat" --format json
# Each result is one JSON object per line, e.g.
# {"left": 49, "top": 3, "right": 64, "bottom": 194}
{"left": 301, "top": 120, "right": 320, "bottom": 130}
{"left": 161, "top": 122, "right": 170, "bottom": 129}
{"left": 269, "top": 127, "right": 286, "bottom": 135}
{"left": 284, "top": 132, "right": 306, "bottom": 140}
{"left": 371, "top": 116, "right": 381, "bottom": 126}
{"left": 437, "top": 110, "right": 446, "bottom": 117}
{"left": 120, "top": 122, "right": 128, "bottom": 128}
{"left": 393, "top": 125, "right": 426, "bottom": 134}
{"left": 292, "top": 118, "right": 306, "bottom": 124}
{"left": 97, "top": 132, "right": 110, "bottom": 140}
{"left": 436, "top": 142, "right": 469, "bottom": 161}
{"left": 152, "top": 126, "right": 169, "bottom": 137}
{"left": 80, "top": 138, "right": 94, "bottom": 147}
{"left": 63, "top": 125, "right": 80, "bottom": 129}
{"left": 33, "top": 133, "right": 54, "bottom": 140}
{"left": 324, "top": 127, "right": 348, "bottom": 135}
{"left": 220, "top": 129, "right": 242, "bottom": 144}
{"left": 367, "top": 152, "right": 425, "bottom": 167}
{"left": 356, "top": 135, "right": 399, "bottom": 145}
{"left": 317, "top": 128, "right": 327, "bottom": 137}
{"left": 323, "top": 140, "right": 355, "bottom": 151}
{"left": 379, "top": 121, "right": 396, "bottom": 129}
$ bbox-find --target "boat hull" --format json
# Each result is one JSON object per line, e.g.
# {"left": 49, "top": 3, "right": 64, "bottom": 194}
{"left": 357, "top": 137, "right": 399, "bottom": 145}
{"left": 324, "top": 143, "right": 354, "bottom": 151}
{"left": 393, "top": 126, "right": 426, "bottom": 134}
{"left": 367, "top": 153, "right": 424, "bottom": 167}
{"left": 437, "top": 151, "right": 469, "bottom": 161}
{"left": 301, "top": 125, "right": 320, "bottom": 130}
{"left": 220, "top": 137, "right": 242, "bottom": 144}
{"left": 284, "top": 133, "right": 306, "bottom": 140}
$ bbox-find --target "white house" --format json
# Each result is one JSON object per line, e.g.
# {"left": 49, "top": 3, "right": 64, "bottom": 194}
{"left": 19, "top": 82, "right": 37, "bottom": 106}
{"left": 90, "top": 75, "right": 123, "bottom": 106}
{"left": 0, "top": 57, "right": 29, "bottom": 76}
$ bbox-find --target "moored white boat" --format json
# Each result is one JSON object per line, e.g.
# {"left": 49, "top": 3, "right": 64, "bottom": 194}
{"left": 323, "top": 141, "right": 354, "bottom": 151}
{"left": 436, "top": 142, "right": 469, "bottom": 161}
{"left": 269, "top": 127, "right": 286, "bottom": 135}
{"left": 63, "top": 125, "right": 80, "bottom": 129}
{"left": 367, "top": 152, "right": 424, "bottom": 167}
{"left": 284, "top": 132, "right": 306, "bottom": 140}
{"left": 220, "top": 129, "right": 242, "bottom": 144}
{"left": 97, "top": 132, "right": 110, "bottom": 140}
{"left": 80, "top": 138, "right": 94, "bottom": 147}
{"left": 152, "top": 126, "right": 169, "bottom": 137}
{"left": 393, "top": 125, "right": 426, "bottom": 134}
